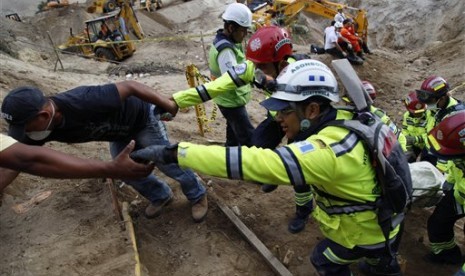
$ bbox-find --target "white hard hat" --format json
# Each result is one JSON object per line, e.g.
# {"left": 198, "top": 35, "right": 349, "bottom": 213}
{"left": 261, "top": 59, "right": 339, "bottom": 111}
{"left": 222, "top": 3, "right": 252, "bottom": 28}
{"left": 334, "top": 21, "right": 343, "bottom": 28}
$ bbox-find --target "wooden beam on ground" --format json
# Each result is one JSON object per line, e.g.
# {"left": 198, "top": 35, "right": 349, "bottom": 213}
{"left": 107, "top": 178, "right": 125, "bottom": 230}
{"left": 216, "top": 200, "right": 294, "bottom": 276}
{"left": 122, "top": 202, "right": 143, "bottom": 276}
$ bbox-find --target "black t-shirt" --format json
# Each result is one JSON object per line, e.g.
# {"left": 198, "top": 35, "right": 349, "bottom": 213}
{"left": 22, "top": 84, "right": 150, "bottom": 145}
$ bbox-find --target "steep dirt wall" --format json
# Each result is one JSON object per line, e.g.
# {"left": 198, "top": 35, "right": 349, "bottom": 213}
{"left": 355, "top": 0, "right": 465, "bottom": 50}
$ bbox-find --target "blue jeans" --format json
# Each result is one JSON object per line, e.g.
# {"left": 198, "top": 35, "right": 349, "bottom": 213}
{"left": 218, "top": 105, "right": 254, "bottom": 147}
{"left": 110, "top": 105, "right": 206, "bottom": 204}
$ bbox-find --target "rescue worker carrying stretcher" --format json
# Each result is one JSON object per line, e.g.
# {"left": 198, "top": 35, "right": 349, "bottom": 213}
{"left": 131, "top": 60, "right": 405, "bottom": 275}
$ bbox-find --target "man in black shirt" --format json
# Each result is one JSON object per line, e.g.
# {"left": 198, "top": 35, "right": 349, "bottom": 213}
{"left": 1, "top": 81, "right": 208, "bottom": 222}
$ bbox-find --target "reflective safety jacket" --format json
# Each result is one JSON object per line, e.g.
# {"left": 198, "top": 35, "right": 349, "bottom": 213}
{"left": 177, "top": 109, "right": 399, "bottom": 249}
{"left": 172, "top": 60, "right": 256, "bottom": 109}
{"left": 401, "top": 111, "right": 430, "bottom": 149}
{"left": 446, "top": 161, "right": 465, "bottom": 206}
{"left": 208, "top": 31, "right": 252, "bottom": 108}
{"left": 424, "top": 98, "right": 464, "bottom": 172}
{"left": 370, "top": 106, "right": 407, "bottom": 152}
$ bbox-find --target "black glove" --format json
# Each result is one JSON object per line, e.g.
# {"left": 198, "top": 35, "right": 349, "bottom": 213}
{"left": 153, "top": 106, "right": 175, "bottom": 121}
{"left": 405, "top": 135, "right": 416, "bottom": 146}
{"left": 130, "top": 144, "right": 178, "bottom": 165}
{"left": 253, "top": 69, "right": 277, "bottom": 92}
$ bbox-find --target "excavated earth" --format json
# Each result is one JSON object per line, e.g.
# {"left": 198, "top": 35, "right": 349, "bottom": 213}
{"left": 0, "top": 0, "right": 464, "bottom": 275}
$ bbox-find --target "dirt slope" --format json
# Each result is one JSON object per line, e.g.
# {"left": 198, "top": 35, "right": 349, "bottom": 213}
{"left": 0, "top": 0, "right": 464, "bottom": 275}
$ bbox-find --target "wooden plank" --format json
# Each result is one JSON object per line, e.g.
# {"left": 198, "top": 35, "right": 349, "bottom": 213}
{"left": 216, "top": 200, "right": 293, "bottom": 276}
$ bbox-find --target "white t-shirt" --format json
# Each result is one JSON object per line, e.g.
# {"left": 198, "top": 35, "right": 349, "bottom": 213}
{"left": 324, "top": 26, "right": 339, "bottom": 50}
{"left": 334, "top": 12, "right": 346, "bottom": 23}
{"left": 0, "top": 133, "right": 17, "bottom": 152}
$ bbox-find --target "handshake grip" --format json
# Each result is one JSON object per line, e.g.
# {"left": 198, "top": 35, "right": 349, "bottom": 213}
{"left": 130, "top": 144, "right": 179, "bottom": 165}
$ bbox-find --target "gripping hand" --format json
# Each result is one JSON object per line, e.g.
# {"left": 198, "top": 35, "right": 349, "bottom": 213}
{"left": 130, "top": 144, "right": 178, "bottom": 165}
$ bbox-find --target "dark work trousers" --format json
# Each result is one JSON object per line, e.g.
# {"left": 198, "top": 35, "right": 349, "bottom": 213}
{"left": 218, "top": 105, "right": 254, "bottom": 147}
{"left": 427, "top": 189, "right": 465, "bottom": 245}
{"left": 311, "top": 235, "right": 401, "bottom": 276}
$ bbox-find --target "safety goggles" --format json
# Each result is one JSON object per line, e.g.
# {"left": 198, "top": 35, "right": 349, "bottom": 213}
{"left": 415, "top": 89, "right": 441, "bottom": 104}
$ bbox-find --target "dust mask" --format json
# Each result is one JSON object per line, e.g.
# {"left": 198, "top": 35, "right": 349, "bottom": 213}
{"left": 26, "top": 101, "right": 55, "bottom": 141}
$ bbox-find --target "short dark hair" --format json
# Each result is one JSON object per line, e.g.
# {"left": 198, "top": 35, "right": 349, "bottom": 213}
{"left": 331, "top": 20, "right": 336, "bottom": 26}
{"left": 342, "top": 19, "right": 351, "bottom": 25}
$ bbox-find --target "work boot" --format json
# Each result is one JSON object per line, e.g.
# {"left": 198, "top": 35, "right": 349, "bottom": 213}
{"left": 358, "top": 258, "right": 401, "bottom": 276}
{"left": 191, "top": 195, "right": 208, "bottom": 223}
{"left": 288, "top": 200, "right": 313, "bottom": 234}
{"left": 261, "top": 184, "right": 278, "bottom": 193}
{"left": 423, "top": 245, "right": 463, "bottom": 265}
{"left": 145, "top": 192, "right": 174, "bottom": 219}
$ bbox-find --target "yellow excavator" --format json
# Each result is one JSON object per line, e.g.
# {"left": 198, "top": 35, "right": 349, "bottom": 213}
{"left": 59, "top": 0, "right": 144, "bottom": 62}
{"left": 249, "top": 0, "right": 368, "bottom": 42}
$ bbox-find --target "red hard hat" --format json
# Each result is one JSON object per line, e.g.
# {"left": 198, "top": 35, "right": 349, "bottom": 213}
{"left": 416, "top": 75, "right": 449, "bottom": 103}
{"left": 404, "top": 91, "right": 426, "bottom": 114}
{"left": 428, "top": 111, "right": 465, "bottom": 157}
{"left": 362, "top": 80, "right": 376, "bottom": 100}
{"left": 246, "top": 26, "right": 293, "bottom": 63}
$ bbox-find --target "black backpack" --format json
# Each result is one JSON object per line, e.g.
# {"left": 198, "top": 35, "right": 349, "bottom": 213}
{"left": 327, "top": 111, "right": 413, "bottom": 256}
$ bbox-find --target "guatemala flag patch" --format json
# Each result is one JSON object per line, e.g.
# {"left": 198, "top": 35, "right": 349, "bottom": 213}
{"left": 233, "top": 63, "right": 247, "bottom": 75}
{"left": 295, "top": 141, "right": 315, "bottom": 154}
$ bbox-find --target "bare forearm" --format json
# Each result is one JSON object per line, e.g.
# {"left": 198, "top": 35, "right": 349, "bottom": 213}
{"left": 117, "top": 80, "right": 179, "bottom": 115}
{"left": 1, "top": 146, "right": 114, "bottom": 179}
{"left": 0, "top": 168, "right": 20, "bottom": 192}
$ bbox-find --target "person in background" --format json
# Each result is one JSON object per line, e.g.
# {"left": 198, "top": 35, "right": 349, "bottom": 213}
{"left": 334, "top": 5, "right": 346, "bottom": 23}
{"left": 424, "top": 111, "right": 465, "bottom": 266}
{"left": 416, "top": 75, "right": 465, "bottom": 170}
{"left": 401, "top": 91, "right": 430, "bottom": 162}
{"left": 346, "top": 18, "right": 372, "bottom": 54}
{"left": 208, "top": 2, "right": 254, "bottom": 147}
{"left": 340, "top": 19, "right": 364, "bottom": 60}
{"left": 0, "top": 82, "right": 208, "bottom": 223}
{"left": 324, "top": 21, "right": 349, "bottom": 59}
{"left": 0, "top": 134, "right": 153, "bottom": 192}
{"left": 131, "top": 60, "right": 406, "bottom": 275}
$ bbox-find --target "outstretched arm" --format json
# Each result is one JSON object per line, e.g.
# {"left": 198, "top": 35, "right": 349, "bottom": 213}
{"left": 115, "top": 80, "right": 179, "bottom": 116}
{"left": 0, "top": 140, "right": 154, "bottom": 192}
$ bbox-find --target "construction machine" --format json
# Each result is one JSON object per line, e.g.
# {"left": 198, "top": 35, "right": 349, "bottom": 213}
{"left": 87, "top": 0, "right": 119, "bottom": 14}
{"left": 249, "top": 0, "right": 368, "bottom": 42}
{"left": 59, "top": 0, "right": 144, "bottom": 62}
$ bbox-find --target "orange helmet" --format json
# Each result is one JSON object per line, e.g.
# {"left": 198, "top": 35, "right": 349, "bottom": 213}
{"left": 362, "top": 80, "right": 376, "bottom": 100}
{"left": 404, "top": 91, "right": 426, "bottom": 114}
{"left": 246, "top": 26, "right": 293, "bottom": 63}
{"left": 416, "top": 76, "right": 449, "bottom": 104}
{"left": 428, "top": 111, "right": 465, "bottom": 157}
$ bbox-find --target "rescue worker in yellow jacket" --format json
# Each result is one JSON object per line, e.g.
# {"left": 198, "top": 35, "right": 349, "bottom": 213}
{"left": 208, "top": 3, "right": 254, "bottom": 147}
{"left": 401, "top": 91, "right": 431, "bottom": 162}
{"left": 424, "top": 110, "right": 465, "bottom": 266}
{"left": 131, "top": 60, "right": 403, "bottom": 275}
{"left": 416, "top": 75, "right": 465, "bottom": 171}
{"left": 160, "top": 26, "right": 315, "bottom": 234}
